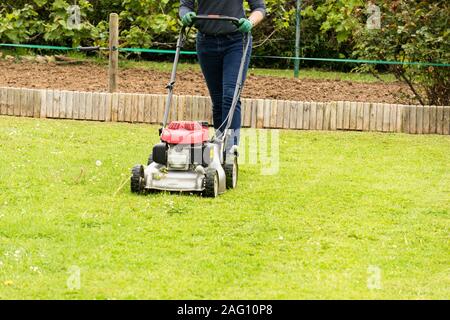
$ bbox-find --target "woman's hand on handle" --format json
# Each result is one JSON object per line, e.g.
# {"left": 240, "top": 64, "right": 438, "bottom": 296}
{"left": 181, "top": 12, "right": 196, "bottom": 27}
{"left": 237, "top": 18, "right": 253, "bottom": 33}
{"left": 238, "top": 10, "right": 265, "bottom": 33}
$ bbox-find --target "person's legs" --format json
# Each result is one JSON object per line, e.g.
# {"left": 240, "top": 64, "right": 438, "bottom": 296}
{"left": 222, "top": 33, "right": 252, "bottom": 147}
{"left": 196, "top": 33, "right": 224, "bottom": 130}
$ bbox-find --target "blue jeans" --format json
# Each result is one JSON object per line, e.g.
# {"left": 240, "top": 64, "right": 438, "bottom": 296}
{"left": 196, "top": 32, "right": 252, "bottom": 147}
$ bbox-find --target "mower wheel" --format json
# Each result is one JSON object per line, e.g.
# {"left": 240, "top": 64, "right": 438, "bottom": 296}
{"left": 224, "top": 156, "right": 238, "bottom": 189}
{"left": 147, "top": 153, "right": 153, "bottom": 165}
{"left": 131, "top": 165, "right": 145, "bottom": 194}
{"left": 203, "top": 169, "right": 219, "bottom": 198}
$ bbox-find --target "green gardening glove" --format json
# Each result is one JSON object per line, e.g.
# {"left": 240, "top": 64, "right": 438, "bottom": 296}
{"left": 238, "top": 18, "right": 253, "bottom": 33}
{"left": 181, "top": 12, "right": 196, "bottom": 27}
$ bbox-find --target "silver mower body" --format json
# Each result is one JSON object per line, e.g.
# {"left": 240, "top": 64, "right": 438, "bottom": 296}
{"left": 143, "top": 142, "right": 226, "bottom": 194}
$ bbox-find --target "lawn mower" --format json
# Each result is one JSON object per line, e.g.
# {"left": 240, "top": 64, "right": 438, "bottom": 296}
{"left": 131, "top": 15, "right": 251, "bottom": 197}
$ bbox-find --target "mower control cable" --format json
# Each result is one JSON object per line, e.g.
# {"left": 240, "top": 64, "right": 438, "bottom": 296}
{"left": 160, "top": 15, "right": 243, "bottom": 135}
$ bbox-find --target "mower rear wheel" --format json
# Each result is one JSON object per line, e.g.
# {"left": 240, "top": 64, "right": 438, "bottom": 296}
{"left": 131, "top": 165, "right": 145, "bottom": 194}
{"left": 147, "top": 153, "right": 153, "bottom": 165}
{"left": 224, "top": 157, "right": 238, "bottom": 189}
{"left": 203, "top": 169, "right": 218, "bottom": 198}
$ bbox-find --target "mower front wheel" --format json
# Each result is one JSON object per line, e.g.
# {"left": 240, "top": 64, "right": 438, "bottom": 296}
{"left": 131, "top": 165, "right": 145, "bottom": 194}
{"left": 203, "top": 169, "right": 219, "bottom": 198}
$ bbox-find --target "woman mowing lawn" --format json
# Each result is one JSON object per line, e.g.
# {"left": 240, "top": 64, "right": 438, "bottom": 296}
{"left": 179, "top": 0, "right": 266, "bottom": 150}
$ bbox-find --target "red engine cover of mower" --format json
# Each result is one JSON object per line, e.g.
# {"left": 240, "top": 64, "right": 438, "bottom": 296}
{"left": 161, "top": 121, "right": 209, "bottom": 145}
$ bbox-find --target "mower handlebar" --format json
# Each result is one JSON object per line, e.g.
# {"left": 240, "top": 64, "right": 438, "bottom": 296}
{"left": 192, "top": 15, "right": 241, "bottom": 27}
{"left": 77, "top": 46, "right": 100, "bottom": 52}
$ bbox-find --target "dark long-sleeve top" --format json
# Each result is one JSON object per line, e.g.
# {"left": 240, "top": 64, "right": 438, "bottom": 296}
{"left": 179, "top": 0, "right": 266, "bottom": 35}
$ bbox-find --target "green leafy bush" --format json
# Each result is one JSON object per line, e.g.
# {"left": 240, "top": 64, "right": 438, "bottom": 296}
{"left": 0, "top": 0, "right": 345, "bottom": 62}
{"left": 0, "top": 4, "right": 42, "bottom": 44}
{"left": 353, "top": 0, "right": 450, "bottom": 105}
{"left": 0, "top": 0, "right": 98, "bottom": 46}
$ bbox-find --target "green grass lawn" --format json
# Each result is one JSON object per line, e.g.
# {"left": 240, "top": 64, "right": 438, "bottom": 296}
{"left": 0, "top": 116, "right": 448, "bottom": 300}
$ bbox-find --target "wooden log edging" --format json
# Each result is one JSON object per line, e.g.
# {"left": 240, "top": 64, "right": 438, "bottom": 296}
{"left": 0, "top": 87, "right": 449, "bottom": 135}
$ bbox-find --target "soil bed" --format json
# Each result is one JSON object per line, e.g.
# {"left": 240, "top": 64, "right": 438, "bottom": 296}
{"left": 0, "top": 60, "right": 414, "bottom": 104}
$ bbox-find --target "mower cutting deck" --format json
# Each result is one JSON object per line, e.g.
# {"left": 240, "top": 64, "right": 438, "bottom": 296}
{"left": 131, "top": 15, "right": 249, "bottom": 198}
